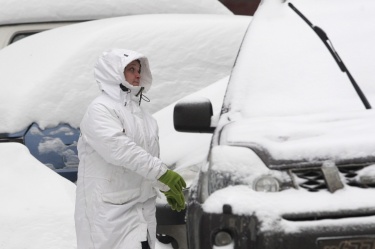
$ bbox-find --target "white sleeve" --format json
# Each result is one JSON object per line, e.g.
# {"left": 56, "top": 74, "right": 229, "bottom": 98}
{"left": 80, "top": 102, "right": 167, "bottom": 180}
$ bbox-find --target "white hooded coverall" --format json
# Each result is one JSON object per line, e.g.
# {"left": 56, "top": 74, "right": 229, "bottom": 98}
{"left": 75, "top": 49, "right": 168, "bottom": 249}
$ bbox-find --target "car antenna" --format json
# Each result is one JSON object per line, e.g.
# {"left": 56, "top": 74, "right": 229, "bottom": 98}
{"left": 288, "top": 2, "right": 372, "bottom": 110}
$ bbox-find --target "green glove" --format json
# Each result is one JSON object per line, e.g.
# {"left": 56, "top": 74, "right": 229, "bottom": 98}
{"left": 164, "top": 190, "right": 183, "bottom": 211}
{"left": 158, "top": 170, "right": 186, "bottom": 211}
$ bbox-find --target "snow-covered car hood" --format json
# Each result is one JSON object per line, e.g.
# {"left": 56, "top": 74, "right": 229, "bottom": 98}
{"left": 220, "top": 109, "right": 375, "bottom": 168}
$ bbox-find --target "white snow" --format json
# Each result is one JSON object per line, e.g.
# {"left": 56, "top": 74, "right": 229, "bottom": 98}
{"left": 201, "top": 0, "right": 375, "bottom": 235}
{"left": 0, "top": 14, "right": 250, "bottom": 133}
{"left": 0, "top": 76, "right": 227, "bottom": 249}
{"left": 0, "top": 10, "right": 249, "bottom": 248}
{"left": 0, "top": 142, "right": 180, "bottom": 249}
{"left": 214, "top": 0, "right": 375, "bottom": 163}
{"left": 0, "top": 0, "right": 231, "bottom": 25}
{"left": 226, "top": 0, "right": 375, "bottom": 117}
{"left": 1, "top": 0, "right": 375, "bottom": 248}
{"left": 220, "top": 110, "right": 375, "bottom": 161}
{"left": 0, "top": 142, "right": 76, "bottom": 249}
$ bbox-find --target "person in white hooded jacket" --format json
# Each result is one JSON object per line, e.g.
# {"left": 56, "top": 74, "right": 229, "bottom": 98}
{"left": 75, "top": 48, "right": 186, "bottom": 249}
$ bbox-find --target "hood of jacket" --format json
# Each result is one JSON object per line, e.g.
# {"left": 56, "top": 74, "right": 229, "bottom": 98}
{"left": 94, "top": 48, "right": 152, "bottom": 102}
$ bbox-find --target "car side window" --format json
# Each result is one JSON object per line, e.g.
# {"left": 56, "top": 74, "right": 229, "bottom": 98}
{"left": 24, "top": 123, "right": 80, "bottom": 170}
{"left": 10, "top": 32, "right": 39, "bottom": 44}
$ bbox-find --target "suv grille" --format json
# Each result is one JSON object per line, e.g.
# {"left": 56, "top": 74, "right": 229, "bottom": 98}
{"left": 292, "top": 165, "right": 375, "bottom": 192}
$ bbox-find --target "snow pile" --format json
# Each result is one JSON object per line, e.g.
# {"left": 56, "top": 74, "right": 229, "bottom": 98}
{"left": 0, "top": 0, "right": 231, "bottom": 25}
{"left": 0, "top": 14, "right": 250, "bottom": 133}
{"left": 0, "top": 143, "right": 76, "bottom": 249}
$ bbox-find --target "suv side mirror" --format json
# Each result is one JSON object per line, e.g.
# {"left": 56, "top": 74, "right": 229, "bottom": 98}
{"left": 173, "top": 97, "right": 215, "bottom": 133}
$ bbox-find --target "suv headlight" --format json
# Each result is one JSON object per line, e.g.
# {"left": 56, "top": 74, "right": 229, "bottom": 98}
{"left": 253, "top": 175, "right": 280, "bottom": 192}
{"left": 206, "top": 146, "right": 290, "bottom": 198}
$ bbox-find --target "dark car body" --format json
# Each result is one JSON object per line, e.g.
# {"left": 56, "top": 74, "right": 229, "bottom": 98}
{"left": 173, "top": 0, "right": 375, "bottom": 248}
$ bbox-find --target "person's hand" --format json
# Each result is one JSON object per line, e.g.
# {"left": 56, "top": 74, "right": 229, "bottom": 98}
{"left": 163, "top": 190, "right": 185, "bottom": 211}
{"left": 158, "top": 170, "right": 186, "bottom": 211}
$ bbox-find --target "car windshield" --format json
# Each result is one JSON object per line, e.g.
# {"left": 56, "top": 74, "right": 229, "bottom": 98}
{"left": 10, "top": 32, "right": 39, "bottom": 44}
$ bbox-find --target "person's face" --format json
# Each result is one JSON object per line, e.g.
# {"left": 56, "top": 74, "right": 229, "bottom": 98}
{"left": 124, "top": 60, "right": 141, "bottom": 86}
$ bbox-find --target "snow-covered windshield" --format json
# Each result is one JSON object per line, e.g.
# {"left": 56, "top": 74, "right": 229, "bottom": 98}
{"left": 225, "top": 0, "right": 375, "bottom": 117}
{"left": 217, "top": 0, "right": 375, "bottom": 165}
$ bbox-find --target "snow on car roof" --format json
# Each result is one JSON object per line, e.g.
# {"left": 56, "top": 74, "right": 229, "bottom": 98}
{"left": 0, "top": 0, "right": 231, "bottom": 25}
{"left": 0, "top": 14, "right": 251, "bottom": 133}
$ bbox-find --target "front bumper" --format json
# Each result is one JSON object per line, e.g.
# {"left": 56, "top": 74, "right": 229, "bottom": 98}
{"left": 187, "top": 201, "right": 375, "bottom": 249}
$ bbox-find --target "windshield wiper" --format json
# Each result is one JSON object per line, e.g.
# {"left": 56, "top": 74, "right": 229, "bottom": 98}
{"left": 289, "top": 2, "right": 371, "bottom": 110}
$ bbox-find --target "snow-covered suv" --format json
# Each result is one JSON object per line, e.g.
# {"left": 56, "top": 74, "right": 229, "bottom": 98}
{"left": 173, "top": 0, "right": 375, "bottom": 248}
